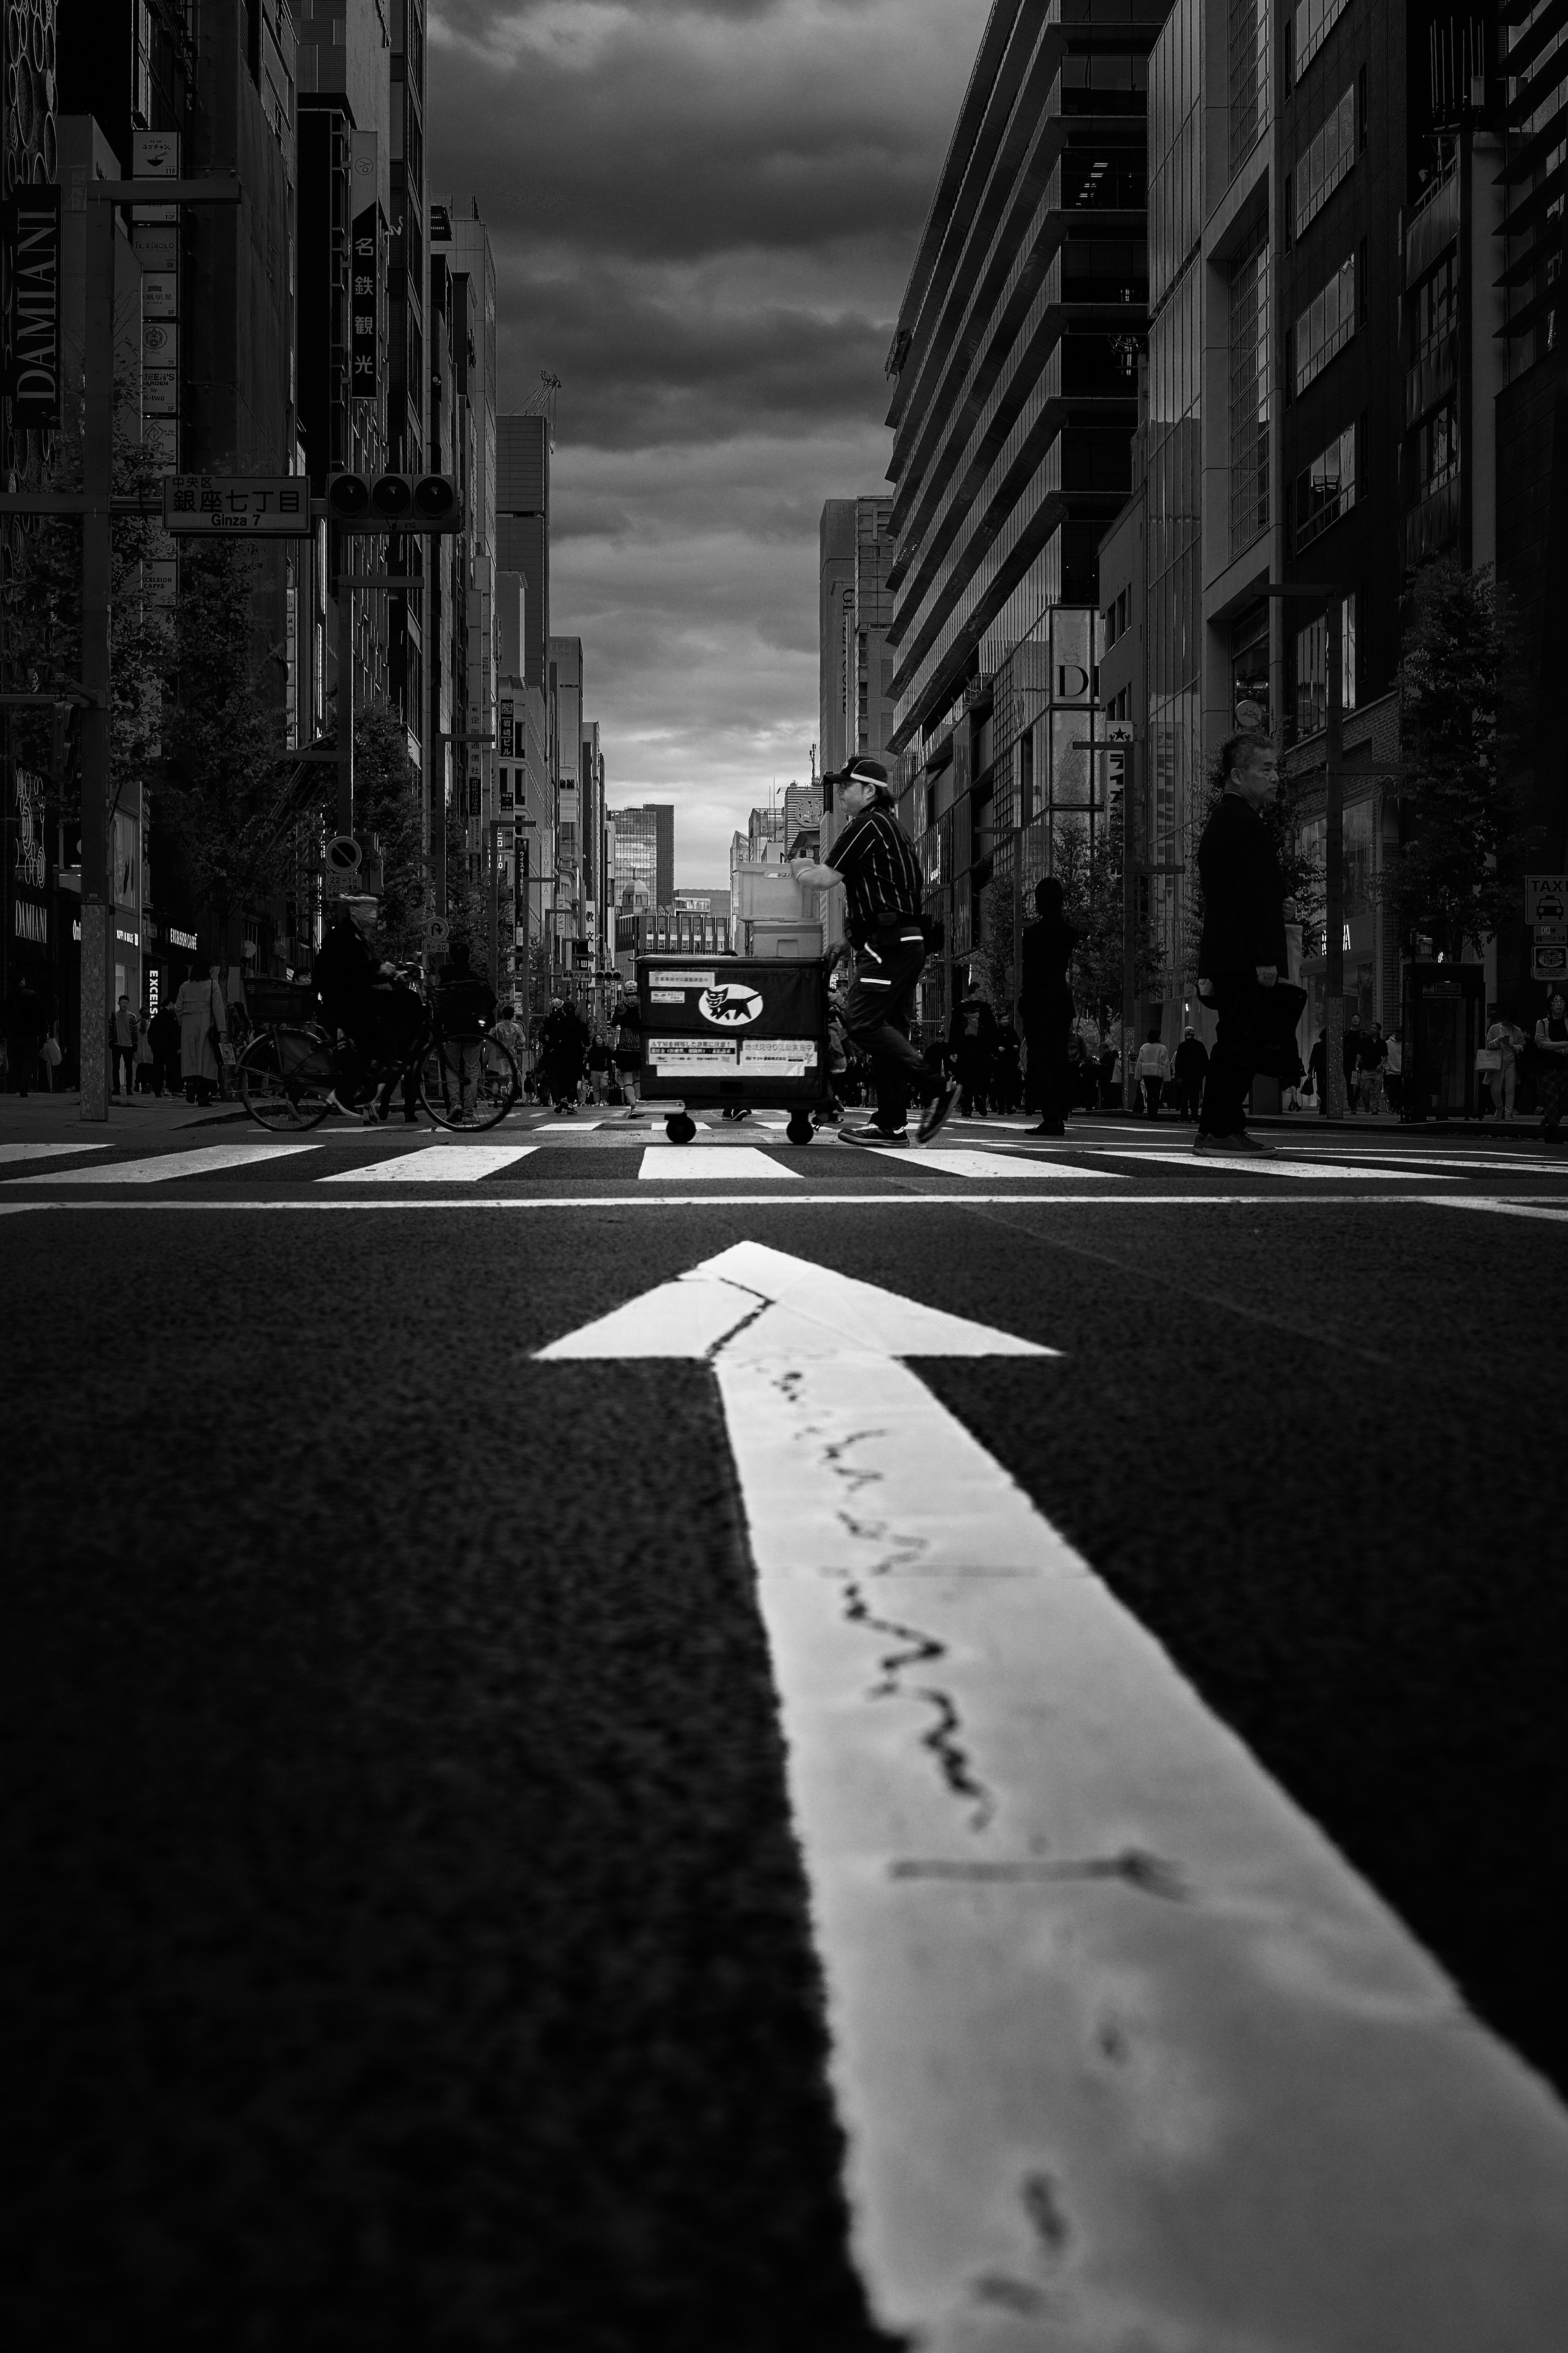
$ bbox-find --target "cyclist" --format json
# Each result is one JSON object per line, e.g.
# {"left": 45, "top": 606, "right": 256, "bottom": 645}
{"left": 314, "top": 897, "right": 423, "bottom": 1122}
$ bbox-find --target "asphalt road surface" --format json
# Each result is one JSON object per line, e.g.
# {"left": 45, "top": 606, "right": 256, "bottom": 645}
{"left": 2, "top": 1105, "right": 1566, "bottom": 2349}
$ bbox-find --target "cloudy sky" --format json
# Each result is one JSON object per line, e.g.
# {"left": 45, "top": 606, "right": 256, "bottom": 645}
{"left": 427, "top": 0, "right": 991, "bottom": 885}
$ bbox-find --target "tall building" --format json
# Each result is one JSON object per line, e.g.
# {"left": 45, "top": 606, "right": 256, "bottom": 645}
{"left": 819, "top": 495, "right": 896, "bottom": 822}
{"left": 879, "top": 0, "right": 1164, "bottom": 1027}
{"left": 497, "top": 413, "right": 550, "bottom": 692}
{"left": 610, "top": 804, "right": 675, "bottom": 911}
{"left": 883, "top": 0, "right": 1160, "bottom": 751}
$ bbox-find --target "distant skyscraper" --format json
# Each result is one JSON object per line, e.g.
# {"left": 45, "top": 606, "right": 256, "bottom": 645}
{"left": 819, "top": 496, "right": 895, "bottom": 781}
{"left": 609, "top": 805, "right": 675, "bottom": 909}
{"left": 497, "top": 414, "right": 550, "bottom": 691}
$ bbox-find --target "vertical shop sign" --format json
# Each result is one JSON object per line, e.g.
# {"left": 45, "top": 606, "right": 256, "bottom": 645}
{"left": 3, "top": 182, "right": 62, "bottom": 426}
{"left": 350, "top": 206, "right": 378, "bottom": 401}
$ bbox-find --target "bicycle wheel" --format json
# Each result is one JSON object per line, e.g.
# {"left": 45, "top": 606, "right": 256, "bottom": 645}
{"left": 419, "top": 1034, "right": 521, "bottom": 1132}
{"left": 238, "top": 1029, "right": 332, "bottom": 1131}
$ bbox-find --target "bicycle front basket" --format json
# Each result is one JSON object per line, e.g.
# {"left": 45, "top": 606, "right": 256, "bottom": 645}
{"left": 247, "top": 979, "right": 318, "bottom": 1024}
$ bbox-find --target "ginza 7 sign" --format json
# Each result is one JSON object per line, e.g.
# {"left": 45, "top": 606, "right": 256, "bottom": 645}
{"left": 163, "top": 475, "right": 314, "bottom": 535}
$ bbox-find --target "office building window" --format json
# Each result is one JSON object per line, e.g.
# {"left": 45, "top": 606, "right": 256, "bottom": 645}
{"left": 1229, "top": 227, "right": 1271, "bottom": 552}
{"left": 1295, "top": 87, "right": 1356, "bottom": 236}
{"left": 1292, "top": 0, "right": 1350, "bottom": 85}
{"left": 1228, "top": 0, "right": 1270, "bottom": 178}
{"left": 1294, "top": 594, "right": 1356, "bottom": 738}
{"left": 1415, "top": 401, "right": 1460, "bottom": 495}
{"left": 1295, "top": 254, "right": 1356, "bottom": 391}
{"left": 1294, "top": 422, "right": 1357, "bottom": 549}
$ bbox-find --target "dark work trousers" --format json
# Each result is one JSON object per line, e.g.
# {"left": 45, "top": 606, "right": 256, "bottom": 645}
{"left": 1022, "top": 1018, "right": 1069, "bottom": 1124}
{"left": 112, "top": 1045, "right": 136, "bottom": 1095}
{"left": 1198, "top": 972, "right": 1261, "bottom": 1137}
{"left": 1140, "top": 1076, "right": 1164, "bottom": 1118}
{"left": 1178, "top": 1078, "right": 1203, "bottom": 1120}
{"left": 153, "top": 1046, "right": 180, "bottom": 1097}
{"left": 840, "top": 929, "right": 930, "bottom": 1132}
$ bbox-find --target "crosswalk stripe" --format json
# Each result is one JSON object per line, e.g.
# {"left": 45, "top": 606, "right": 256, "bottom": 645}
{"left": 1088, "top": 1149, "right": 1455, "bottom": 1180}
{"left": 638, "top": 1145, "right": 800, "bottom": 1181}
{"left": 319, "top": 1144, "right": 540, "bottom": 1184}
{"left": 534, "top": 1120, "right": 604, "bottom": 1131}
{"left": 0, "top": 1142, "right": 114, "bottom": 1167}
{"left": 20, "top": 1142, "right": 316, "bottom": 1184}
{"left": 912, "top": 1148, "right": 1128, "bottom": 1181}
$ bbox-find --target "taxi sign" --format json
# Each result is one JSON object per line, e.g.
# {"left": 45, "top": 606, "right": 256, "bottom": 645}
{"left": 1524, "top": 874, "right": 1567, "bottom": 924}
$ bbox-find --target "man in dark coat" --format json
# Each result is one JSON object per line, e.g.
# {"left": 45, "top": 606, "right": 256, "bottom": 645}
{"left": 147, "top": 996, "right": 181, "bottom": 1097}
{"left": 538, "top": 992, "right": 589, "bottom": 1112}
{"left": 1194, "top": 731, "right": 1289, "bottom": 1155}
{"left": 1171, "top": 1026, "right": 1209, "bottom": 1122}
{"left": 1018, "top": 877, "right": 1077, "bottom": 1134}
{"left": 4, "top": 977, "right": 45, "bottom": 1095}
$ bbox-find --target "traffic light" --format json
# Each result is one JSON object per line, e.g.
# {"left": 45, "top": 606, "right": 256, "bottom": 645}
{"left": 325, "top": 473, "right": 462, "bottom": 531}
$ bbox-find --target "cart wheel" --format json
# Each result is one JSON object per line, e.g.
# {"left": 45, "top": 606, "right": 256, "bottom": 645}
{"left": 666, "top": 1113, "right": 697, "bottom": 1144}
{"left": 786, "top": 1113, "right": 815, "bottom": 1146}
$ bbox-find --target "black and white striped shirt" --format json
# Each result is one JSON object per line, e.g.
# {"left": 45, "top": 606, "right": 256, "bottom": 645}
{"left": 831, "top": 803, "right": 923, "bottom": 943}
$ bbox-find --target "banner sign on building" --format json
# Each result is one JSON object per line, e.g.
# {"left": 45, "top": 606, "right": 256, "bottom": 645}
{"left": 163, "top": 475, "right": 312, "bottom": 535}
{"left": 499, "top": 698, "right": 514, "bottom": 756}
{"left": 351, "top": 206, "right": 378, "bottom": 400}
{"left": 3, "top": 182, "right": 62, "bottom": 427}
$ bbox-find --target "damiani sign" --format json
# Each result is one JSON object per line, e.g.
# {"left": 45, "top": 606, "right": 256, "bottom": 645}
{"left": 3, "top": 184, "right": 61, "bottom": 427}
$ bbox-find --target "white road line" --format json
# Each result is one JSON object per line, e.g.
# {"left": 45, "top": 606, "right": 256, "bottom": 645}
{"left": 637, "top": 1144, "right": 800, "bottom": 1181}
{"left": 1431, "top": 1196, "right": 1568, "bottom": 1223}
{"left": 1089, "top": 1148, "right": 1455, "bottom": 1180}
{"left": 19, "top": 1141, "right": 317, "bottom": 1184}
{"left": 318, "top": 1143, "right": 539, "bottom": 1184}
{"left": 912, "top": 1148, "right": 1128, "bottom": 1181}
{"left": 12, "top": 1191, "right": 1559, "bottom": 1214}
{"left": 0, "top": 1141, "right": 114, "bottom": 1167}
{"left": 539, "top": 1240, "right": 1568, "bottom": 2349}
{"left": 533, "top": 1120, "right": 604, "bottom": 1131}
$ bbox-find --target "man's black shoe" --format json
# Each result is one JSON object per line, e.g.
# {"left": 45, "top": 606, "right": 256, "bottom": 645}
{"left": 841, "top": 1122, "right": 910, "bottom": 1148}
{"left": 916, "top": 1079, "right": 959, "bottom": 1146}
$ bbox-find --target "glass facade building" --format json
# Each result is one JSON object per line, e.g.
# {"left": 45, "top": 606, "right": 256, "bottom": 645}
{"left": 882, "top": 0, "right": 1169, "bottom": 763}
{"left": 1145, "top": 0, "right": 1203, "bottom": 991}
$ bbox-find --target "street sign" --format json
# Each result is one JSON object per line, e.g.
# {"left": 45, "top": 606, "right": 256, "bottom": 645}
{"left": 164, "top": 475, "right": 312, "bottom": 535}
{"left": 423, "top": 916, "right": 450, "bottom": 946}
{"left": 1524, "top": 874, "right": 1567, "bottom": 924}
{"left": 1534, "top": 921, "right": 1566, "bottom": 946}
{"left": 1532, "top": 943, "right": 1567, "bottom": 984}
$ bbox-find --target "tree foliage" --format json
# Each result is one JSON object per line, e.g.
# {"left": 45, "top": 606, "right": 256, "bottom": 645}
{"left": 160, "top": 539, "right": 293, "bottom": 941}
{"left": 1387, "top": 558, "right": 1534, "bottom": 958}
{"left": 1050, "top": 804, "right": 1163, "bottom": 1037}
{"left": 352, "top": 703, "right": 425, "bottom": 960}
{"left": 1, "top": 388, "right": 169, "bottom": 828}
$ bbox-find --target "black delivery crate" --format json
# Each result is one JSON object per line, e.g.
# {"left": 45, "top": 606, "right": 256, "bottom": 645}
{"left": 636, "top": 954, "right": 831, "bottom": 1144}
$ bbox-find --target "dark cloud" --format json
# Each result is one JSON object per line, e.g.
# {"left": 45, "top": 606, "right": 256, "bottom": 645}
{"left": 427, "top": 0, "right": 991, "bottom": 880}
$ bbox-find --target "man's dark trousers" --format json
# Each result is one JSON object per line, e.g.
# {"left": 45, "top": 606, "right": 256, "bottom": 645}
{"left": 1197, "top": 972, "right": 1260, "bottom": 1137}
{"left": 841, "top": 928, "right": 929, "bottom": 1131}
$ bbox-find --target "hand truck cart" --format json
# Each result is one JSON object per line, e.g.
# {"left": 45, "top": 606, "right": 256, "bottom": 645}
{"left": 636, "top": 953, "right": 832, "bottom": 1144}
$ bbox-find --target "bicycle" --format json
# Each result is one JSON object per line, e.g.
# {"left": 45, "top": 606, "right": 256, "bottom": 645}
{"left": 237, "top": 977, "right": 522, "bottom": 1134}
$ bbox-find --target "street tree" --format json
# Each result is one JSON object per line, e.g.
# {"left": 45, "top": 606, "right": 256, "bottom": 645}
{"left": 1385, "top": 557, "right": 1535, "bottom": 959}
{"left": 160, "top": 538, "right": 294, "bottom": 955}
{"left": 1051, "top": 803, "right": 1163, "bottom": 1039}
{"left": 1, "top": 390, "right": 169, "bottom": 832}
{"left": 352, "top": 703, "right": 425, "bottom": 961}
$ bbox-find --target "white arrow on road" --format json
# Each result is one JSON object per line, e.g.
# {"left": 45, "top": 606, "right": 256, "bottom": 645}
{"left": 540, "top": 1242, "right": 1568, "bottom": 2350}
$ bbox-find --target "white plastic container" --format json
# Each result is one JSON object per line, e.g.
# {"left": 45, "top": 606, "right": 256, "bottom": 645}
{"left": 735, "top": 862, "right": 809, "bottom": 924}
{"left": 748, "top": 919, "right": 823, "bottom": 960}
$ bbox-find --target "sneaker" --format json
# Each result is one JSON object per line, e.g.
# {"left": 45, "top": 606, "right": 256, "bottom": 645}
{"left": 916, "top": 1079, "right": 960, "bottom": 1146}
{"left": 840, "top": 1122, "right": 911, "bottom": 1148}
{"left": 1193, "top": 1129, "right": 1274, "bottom": 1157}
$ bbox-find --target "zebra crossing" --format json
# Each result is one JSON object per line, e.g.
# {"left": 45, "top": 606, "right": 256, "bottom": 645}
{"left": 0, "top": 1122, "right": 1563, "bottom": 1193}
